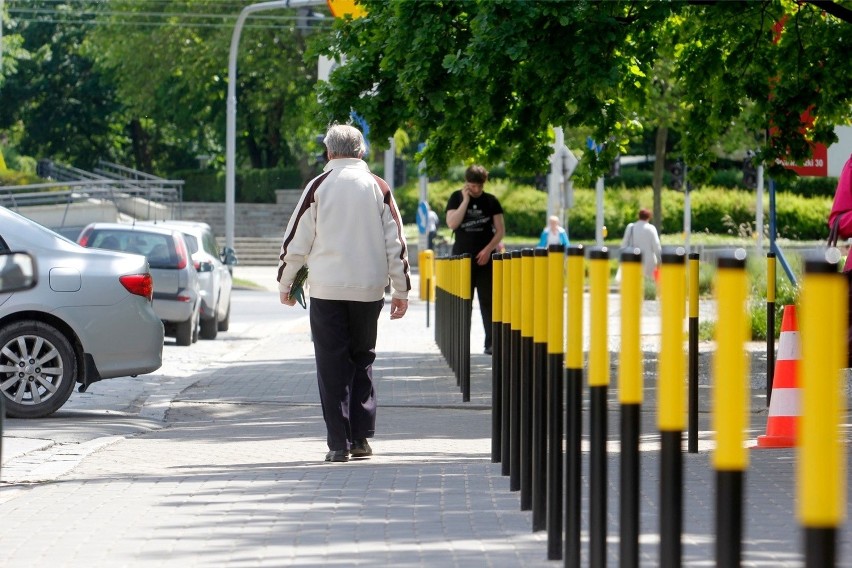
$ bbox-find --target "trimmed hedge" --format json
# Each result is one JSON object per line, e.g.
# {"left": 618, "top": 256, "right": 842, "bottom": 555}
{"left": 172, "top": 167, "right": 304, "bottom": 203}
{"left": 393, "top": 179, "right": 834, "bottom": 241}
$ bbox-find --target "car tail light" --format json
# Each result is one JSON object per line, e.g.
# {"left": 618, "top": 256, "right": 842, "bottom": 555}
{"left": 78, "top": 227, "right": 92, "bottom": 247}
{"left": 174, "top": 234, "right": 189, "bottom": 270}
{"left": 120, "top": 273, "right": 154, "bottom": 302}
{"left": 176, "top": 293, "right": 193, "bottom": 303}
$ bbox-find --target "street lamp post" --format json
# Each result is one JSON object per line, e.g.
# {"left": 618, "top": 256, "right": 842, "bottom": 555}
{"left": 226, "top": 0, "right": 323, "bottom": 250}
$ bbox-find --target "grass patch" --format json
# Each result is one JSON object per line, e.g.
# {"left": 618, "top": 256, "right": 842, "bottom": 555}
{"left": 233, "top": 277, "right": 264, "bottom": 290}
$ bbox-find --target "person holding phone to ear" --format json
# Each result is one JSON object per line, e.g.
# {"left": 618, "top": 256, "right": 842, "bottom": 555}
{"left": 445, "top": 164, "right": 505, "bottom": 355}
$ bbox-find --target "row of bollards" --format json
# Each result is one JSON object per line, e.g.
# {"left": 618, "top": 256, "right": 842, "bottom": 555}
{"left": 433, "top": 254, "right": 472, "bottom": 402}
{"left": 484, "top": 244, "right": 846, "bottom": 567}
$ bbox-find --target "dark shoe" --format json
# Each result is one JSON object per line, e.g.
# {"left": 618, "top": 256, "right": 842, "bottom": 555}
{"left": 325, "top": 449, "right": 349, "bottom": 462}
{"left": 484, "top": 346, "right": 493, "bottom": 355}
{"left": 350, "top": 439, "right": 373, "bottom": 458}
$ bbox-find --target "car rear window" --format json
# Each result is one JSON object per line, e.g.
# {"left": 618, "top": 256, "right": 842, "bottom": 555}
{"left": 182, "top": 234, "right": 199, "bottom": 256}
{"left": 88, "top": 230, "right": 180, "bottom": 269}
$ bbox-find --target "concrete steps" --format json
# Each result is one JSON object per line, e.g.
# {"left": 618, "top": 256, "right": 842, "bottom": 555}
{"left": 233, "top": 237, "right": 281, "bottom": 266}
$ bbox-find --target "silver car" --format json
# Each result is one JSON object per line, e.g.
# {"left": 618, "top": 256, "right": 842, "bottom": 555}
{"left": 139, "top": 221, "right": 236, "bottom": 340}
{"left": 78, "top": 223, "right": 201, "bottom": 347}
{"left": 0, "top": 207, "right": 164, "bottom": 418}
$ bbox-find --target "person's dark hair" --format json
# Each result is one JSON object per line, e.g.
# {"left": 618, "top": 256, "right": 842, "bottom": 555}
{"left": 638, "top": 208, "right": 652, "bottom": 221}
{"left": 323, "top": 124, "right": 367, "bottom": 159}
{"left": 464, "top": 164, "right": 489, "bottom": 184}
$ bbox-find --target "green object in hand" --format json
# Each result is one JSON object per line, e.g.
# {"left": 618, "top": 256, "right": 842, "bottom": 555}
{"left": 290, "top": 265, "right": 309, "bottom": 309}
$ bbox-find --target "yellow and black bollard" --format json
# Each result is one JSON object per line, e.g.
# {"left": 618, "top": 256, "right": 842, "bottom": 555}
{"left": 434, "top": 257, "right": 444, "bottom": 357}
{"left": 799, "top": 254, "right": 846, "bottom": 567}
{"left": 422, "top": 249, "right": 434, "bottom": 328}
{"left": 501, "top": 251, "right": 512, "bottom": 477}
{"left": 435, "top": 256, "right": 444, "bottom": 349}
{"left": 460, "top": 254, "right": 472, "bottom": 402}
{"left": 688, "top": 252, "right": 700, "bottom": 454}
{"left": 658, "top": 246, "right": 686, "bottom": 568}
{"left": 618, "top": 248, "right": 643, "bottom": 567}
{"left": 531, "top": 247, "right": 549, "bottom": 532}
{"left": 587, "top": 246, "right": 610, "bottom": 567}
{"left": 451, "top": 256, "right": 459, "bottom": 386}
{"left": 712, "top": 250, "right": 749, "bottom": 567}
{"left": 509, "top": 249, "right": 522, "bottom": 492}
{"left": 545, "top": 243, "right": 565, "bottom": 561}
{"left": 491, "top": 252, "right": 503, "bottom": 463}
{"left": 766, "top": 251, "right": 776, "bottom": 406}
{"left": 563, "top": 244, "right": 584, "bottom": 567}
{"left": 520, "top": 248, "right": 535, "bottom": 511}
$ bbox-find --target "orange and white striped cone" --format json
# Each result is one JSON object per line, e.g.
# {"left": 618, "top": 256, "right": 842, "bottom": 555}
{"left": 756, "top": 305, "right": 800, "bottom": 448}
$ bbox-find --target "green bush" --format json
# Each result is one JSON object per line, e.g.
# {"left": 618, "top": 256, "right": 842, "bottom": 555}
{"left": 339, "top": 175, "right": 838, "bottom": 243}
{"left": 777, "top": 175, "right": 837, "bottom": 198}
{"left": 608, "top": 168, "right": 655, "bottom": 189}
{"left": 499, "top": 186, "right": 548, "bottom": 236}
{"left": 173, "top": 167, "right": 304, "bottom": 203}
{"left": 0, "top": 169, "right": 42, "bottom": 186}
{"left": 392, "top": 178, "right": 548, "bottom": 237}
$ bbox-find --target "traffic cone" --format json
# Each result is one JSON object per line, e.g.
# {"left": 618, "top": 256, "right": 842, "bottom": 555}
{"left": 756, "top": 305, "right": 800, "bottom": 448}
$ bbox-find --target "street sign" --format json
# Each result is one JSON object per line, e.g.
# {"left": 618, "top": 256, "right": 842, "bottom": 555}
{"left": 416, "top": 201, "right": 429, "bottom": 235}
{"left": 327, "top": 0, "right": 366, "bottom": 18}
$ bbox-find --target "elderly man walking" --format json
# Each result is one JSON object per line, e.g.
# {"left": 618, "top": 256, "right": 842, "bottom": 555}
{"left": 277, "top": 124, "right": 411, "bottom": 463}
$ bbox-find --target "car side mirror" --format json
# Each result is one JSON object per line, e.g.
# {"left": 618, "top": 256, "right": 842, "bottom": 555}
{"left": 221, "top": 246, "right": 239, "bottom": 266}
{"left": 0, "top": 252, "right": 38, "bottom": 293}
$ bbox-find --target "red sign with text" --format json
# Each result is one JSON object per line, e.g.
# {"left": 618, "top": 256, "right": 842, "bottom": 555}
{"left": 775, "top": 142, "right": 828, "bottom": 177}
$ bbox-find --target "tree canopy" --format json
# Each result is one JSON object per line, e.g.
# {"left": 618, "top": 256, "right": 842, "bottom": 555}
{"left": 317, "top": 0, "right": 852, "bottom": 179}
{"left": 1, "top": 0, "right": 329, "bottom": 175}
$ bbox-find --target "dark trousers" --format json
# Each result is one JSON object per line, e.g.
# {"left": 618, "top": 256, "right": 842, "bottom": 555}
{"left": 309, "top": 297, "right": 384, "bottom": 451}
{"left": 470, "top": 260, "right": 494, "bottom": 350}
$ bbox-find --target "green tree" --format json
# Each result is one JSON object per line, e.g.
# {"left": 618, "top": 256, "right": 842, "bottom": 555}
{"left": 318, "top": 0, "right": 852, "bottom": 181}
{"left": 0, "top": 0, "right": 123, "bottom": 168}
{"left": 86, "top": 0, "right": 326, "bottom": 176}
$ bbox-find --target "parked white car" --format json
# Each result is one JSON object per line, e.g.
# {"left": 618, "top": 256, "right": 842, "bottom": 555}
{"left": 78, "top": 223, "right": 201, "bottom": 346}
{"left": 139, "top": 221, "right": 236, "bottom": 340}
{"left": 0, "top": 207, "right": 164, "bottom": 418}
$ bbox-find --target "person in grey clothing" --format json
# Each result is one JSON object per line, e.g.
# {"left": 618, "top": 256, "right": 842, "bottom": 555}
{"left": 277, "top": 124, "right": 411, "bottom": 463}
{"left": 621, "top": 208, "right": 662, "bottom": 293}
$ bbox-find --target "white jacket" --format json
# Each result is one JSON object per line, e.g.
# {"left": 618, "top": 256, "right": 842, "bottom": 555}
{"left": 621, "top": 220, "right": 662, "bottom": 279}
{"left": 276, "top": 158, "right": 410, "bottom": 302}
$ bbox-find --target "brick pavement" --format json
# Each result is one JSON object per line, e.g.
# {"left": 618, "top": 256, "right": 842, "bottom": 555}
{"left": 0, "top": 267, "right": 849, "bottom": 566}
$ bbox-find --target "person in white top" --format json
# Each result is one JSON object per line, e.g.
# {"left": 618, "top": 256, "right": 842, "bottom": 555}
{"left": 538, "top": 215, "right": 569, "bottom": 247}
{"left": 427, "top": 206, "right": 439, "bottom": 250}
{"left": 277, "top": 124, "right": 411, "bottom": 463}
{"left": 621, "top": 208, "right": 662, "bottom": 290}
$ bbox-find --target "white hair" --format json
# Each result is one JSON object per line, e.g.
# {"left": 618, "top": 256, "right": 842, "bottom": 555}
{"left": 323, "top": 124, "right": 367, "bottom": 159}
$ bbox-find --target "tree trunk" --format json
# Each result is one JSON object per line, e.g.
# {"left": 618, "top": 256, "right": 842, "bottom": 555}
{"left": 245, "top": 133, "right": 262, "bottom": 169}
{"left": 653, "top": 125, "right": 668, "bottom": 232}
{"left": 128, "top": 118, "right": 153, "bottom": 172}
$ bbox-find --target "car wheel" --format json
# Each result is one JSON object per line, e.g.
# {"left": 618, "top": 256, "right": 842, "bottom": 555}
{"left": 217, "top": 302, "right": 230, "bottom": 332}
{"left": 175, "top": 313, "right": 194, "bottom": 347}
{"left": 0, "top": 320, "right": 78, "bottom": 418}
{"left": 199, "top": 304, "right": 218, "bottom": 340}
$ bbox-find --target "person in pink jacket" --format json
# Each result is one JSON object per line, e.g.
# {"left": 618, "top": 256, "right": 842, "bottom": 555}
{"left": 827, "top": 153, "right": 852, "bottom": 366}
{"left": 828, "top": 154, "right": 852, "bottom": 272}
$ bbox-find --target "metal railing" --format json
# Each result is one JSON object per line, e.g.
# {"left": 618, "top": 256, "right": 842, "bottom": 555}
{"left": 0, "top": 160, "right": 184, "bottom": 229}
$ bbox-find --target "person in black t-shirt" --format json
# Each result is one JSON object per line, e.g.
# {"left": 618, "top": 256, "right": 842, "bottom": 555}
{"left": 445, "top": 164, "right": 505, "bottom": 354}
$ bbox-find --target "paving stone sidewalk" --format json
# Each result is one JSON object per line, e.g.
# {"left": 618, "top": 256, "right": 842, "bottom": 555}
{"left": 0, "top": 267, "right": 849, "bottom": 566}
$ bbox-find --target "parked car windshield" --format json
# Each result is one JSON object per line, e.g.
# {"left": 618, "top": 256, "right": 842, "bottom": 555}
{"left": 88, "top": 229, "right": 180, "bottom": 269}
